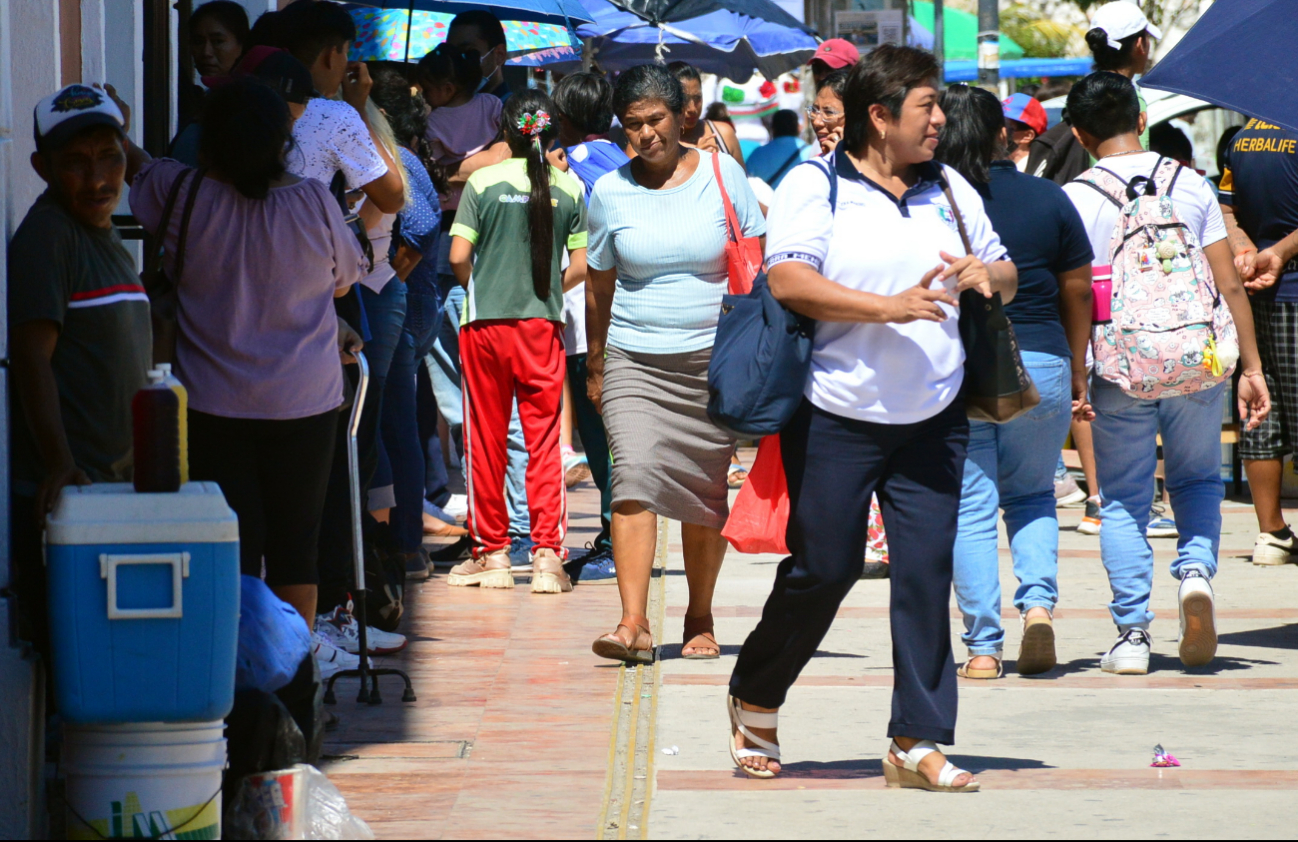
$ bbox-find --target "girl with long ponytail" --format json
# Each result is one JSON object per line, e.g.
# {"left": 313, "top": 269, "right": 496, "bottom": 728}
{"left": 446, "top": 89, "right": 590, "bottom": 595}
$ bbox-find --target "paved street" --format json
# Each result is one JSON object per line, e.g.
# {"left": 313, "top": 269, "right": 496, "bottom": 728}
{"left": 323, "top": 454, "right": 1298, "bottom": 838}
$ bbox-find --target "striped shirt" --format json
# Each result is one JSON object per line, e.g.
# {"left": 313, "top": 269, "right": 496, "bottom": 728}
{"left": 7, "top": 191, "right": 152, "bottom": 490}
{"left": 587, "top": 151, "right": 765, "bottom": 354}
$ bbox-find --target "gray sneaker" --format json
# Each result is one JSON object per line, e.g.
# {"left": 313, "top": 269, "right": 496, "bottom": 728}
{"left": 1101, "top": 628, "right": 1151, "bottom": 675}
{"left": 1055, "top": 474, "right": 1087, "bottom": 508}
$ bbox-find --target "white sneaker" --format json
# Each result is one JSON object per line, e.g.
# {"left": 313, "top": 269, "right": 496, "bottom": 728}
{"left": 1178, "top": 571, "right": 1217, "bottom": 668}
{"left": 313, "top": 632, "right": 360, "bottom": 681}
{"left": 1252, "top": 530, "right": 1298, "bottom": 566}
{"left": 315, "top": 605, "right": 407, "bottom": 656}
{"left": 442, "top": 494, "right": 468, "bottom": 522}
{"left": 1100, "top": 628, "right": 1151, "bottom": 675}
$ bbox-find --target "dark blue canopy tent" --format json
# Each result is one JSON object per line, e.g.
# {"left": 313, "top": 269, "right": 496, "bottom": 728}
{"left": 1140, "top": 0, "right": 1298, "bottom": 132}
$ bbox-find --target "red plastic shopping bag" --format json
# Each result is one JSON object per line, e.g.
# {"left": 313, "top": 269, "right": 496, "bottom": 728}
{"left": 722, "top": 436, "right": 790, "bottom": 554}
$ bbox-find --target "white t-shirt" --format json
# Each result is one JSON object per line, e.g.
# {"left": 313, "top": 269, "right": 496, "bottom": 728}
{"left": 360, "top": 213, "right": 397, "bottom": 293}
{"left": 562, "top": 168, "right": 588, "bottom": 356}
{"left": 1062, "top": 151, "right": 1227, "bottom": 267}
{"left": 287, "top": 98, "right": 389, "bottom": 190}
{"left": 766, "top": 155, "right": 1008, "bottom": 425}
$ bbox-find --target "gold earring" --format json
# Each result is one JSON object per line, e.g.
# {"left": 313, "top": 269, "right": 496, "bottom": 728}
{"left": 881, "top": 130, "right": 887, "bottom": 141}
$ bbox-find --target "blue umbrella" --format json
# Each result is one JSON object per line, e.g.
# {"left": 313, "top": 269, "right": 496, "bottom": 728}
{"left": 1140, "top": 0, "right": 1298, "bottom": 131}
{"left": 605, "top": 0, "right": 811, "bottom": 34}
{"left": 512, "top": 0, "right": 816, "bottom": 83}
{"left": 943, "top": 58, "right": 1092, "bottom": 83}
{"left": 351, "top": 0, "right": 594, "bottom": 28}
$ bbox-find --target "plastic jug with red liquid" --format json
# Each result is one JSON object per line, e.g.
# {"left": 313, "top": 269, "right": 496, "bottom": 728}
{"left": 132, "top": 370, "right": 181, "bottom": 493}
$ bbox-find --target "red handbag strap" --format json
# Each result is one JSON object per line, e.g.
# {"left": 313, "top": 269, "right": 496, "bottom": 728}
{"left": 711, "top": 150, "right": 742, "bottom": 245}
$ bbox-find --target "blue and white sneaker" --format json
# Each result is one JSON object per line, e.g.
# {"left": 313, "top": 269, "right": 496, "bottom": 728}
{"left": 509, "top": 536, "right": 536, "bottom": 572}
{"left": 566, "top": 546, "right": 617, "bottom": 585}
{"left": 1147, "top": 505, "right": 1178, "bottom": 539}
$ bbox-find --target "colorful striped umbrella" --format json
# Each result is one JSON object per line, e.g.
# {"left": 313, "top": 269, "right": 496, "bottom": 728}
{"left": 347, "top": 6, "right": 578, "bottom": 63}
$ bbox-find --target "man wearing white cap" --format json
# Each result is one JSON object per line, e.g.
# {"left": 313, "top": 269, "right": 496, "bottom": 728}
{"left": 1086, "top": 0, "right": 1162, "bottom": 150}
{"left": 7, "top": 84, "right": 152, "bottom": 655}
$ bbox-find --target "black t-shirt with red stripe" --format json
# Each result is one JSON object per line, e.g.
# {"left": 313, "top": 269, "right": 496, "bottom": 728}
{"left": 7, "top": 191, "right": 152, "bottom": 492}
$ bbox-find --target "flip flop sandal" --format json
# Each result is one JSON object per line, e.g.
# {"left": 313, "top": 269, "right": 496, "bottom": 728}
{"left": 681, "top": 612, "right": 720, "bottom": 660}
{"left": 592, "top": 615, "right": 655, "bottom": 664}
{"left": 1017, "top": 614, "right": 1057, "bottom": 676}
{"left": 727, "top": 467, "right": 749, "bottom": 489}
{"left": 882, "top": 740, "right": 979, "bottom": 793}
{"left": 728, "top": 695, "right": 780, "bottom": 779}
{"left": 956, "top": 651, "right": 1003, "bottom": 680}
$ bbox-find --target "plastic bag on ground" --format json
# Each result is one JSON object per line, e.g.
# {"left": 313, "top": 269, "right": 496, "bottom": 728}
{"left": 722, "top": 436, "right": 790, "bottom": 555}
{"left": 237, "top": 575, "right": 312, "bottom": 694}
{"left": 224, "top": 763, "right": 374, "bottom": 840}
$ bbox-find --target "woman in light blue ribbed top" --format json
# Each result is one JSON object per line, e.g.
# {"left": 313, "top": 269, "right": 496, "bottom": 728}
{"left": 586, "top": 65, "right": 765, "bottom": 666}
{"left": 587, "top": 128, "right": 763, "bottom": 354}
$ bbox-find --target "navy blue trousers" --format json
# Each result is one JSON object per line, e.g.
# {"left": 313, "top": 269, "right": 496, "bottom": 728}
{"left": 729, "top": 398, "right": 968, "bottom": 744}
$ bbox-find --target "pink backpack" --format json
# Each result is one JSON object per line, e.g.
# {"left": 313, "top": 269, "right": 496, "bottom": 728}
{"left": 1073, "top": 157, "right": 1237, "bottom": 400}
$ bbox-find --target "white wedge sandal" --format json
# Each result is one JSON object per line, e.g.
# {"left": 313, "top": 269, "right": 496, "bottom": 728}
{"left": 881, "top": 740, "right": 980, "bottom": 793}
{"left": 727, "top": 695, "right": 780, "bottom": 779}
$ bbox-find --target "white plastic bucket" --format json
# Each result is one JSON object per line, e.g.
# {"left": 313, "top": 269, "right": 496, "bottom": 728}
{"left": 63, "top": 721, "right": 226, "bottom": 840}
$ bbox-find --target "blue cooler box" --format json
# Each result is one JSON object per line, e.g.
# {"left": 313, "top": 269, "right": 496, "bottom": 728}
{"left": 46, "top": 483, "right": 240, "bottom": 723}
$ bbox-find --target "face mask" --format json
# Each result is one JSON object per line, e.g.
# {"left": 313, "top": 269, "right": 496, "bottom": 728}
{"left": 475, "top": 50, "right": 501, "bottom": 93}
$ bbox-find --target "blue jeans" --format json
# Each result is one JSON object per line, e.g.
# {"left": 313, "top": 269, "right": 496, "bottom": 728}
{"left": 426, "top": 276, "right": 529, "bottom": 535}
{"left": 383, "top": 289, "right": 443, "bottom": 552}
{"left": 359, "top": 280, "right": 407, "bottom": 510}
{"left": 953, "top": 352, "right": 1074, "bottom": 656}
{"left": 1091, "top": 377, "right": 1226, "bottom": 630}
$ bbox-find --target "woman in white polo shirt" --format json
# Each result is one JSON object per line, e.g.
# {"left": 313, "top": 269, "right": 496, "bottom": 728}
{"left": 726, "top": 46, "right": 1016, "bottom": 791}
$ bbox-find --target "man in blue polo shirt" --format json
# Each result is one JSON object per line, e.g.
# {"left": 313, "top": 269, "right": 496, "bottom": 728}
{"left": 746, "top": 110, "right": 814, "bottom": 189}
{"left": 1221, "top": 118, "right": 1298, "bottom": 566}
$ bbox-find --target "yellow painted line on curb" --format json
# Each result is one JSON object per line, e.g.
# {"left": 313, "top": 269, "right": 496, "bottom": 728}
{"left": 596, "top": 660, "right": 626, "bottom": 840}
{"left": 617, "top": 664, "right": 644, "bottom": 839}
{"left": 640, "top": 516, "right": 669, "bottom": 838}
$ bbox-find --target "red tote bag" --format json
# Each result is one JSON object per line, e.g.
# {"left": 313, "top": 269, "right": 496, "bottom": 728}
{"left": 712, "top": 152, "right": 763, "bottom": 295}
{"left": 722, "top": 435, "right": 790, "bottom": 555}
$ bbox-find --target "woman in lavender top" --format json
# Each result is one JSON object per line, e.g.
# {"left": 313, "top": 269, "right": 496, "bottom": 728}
{"left": 131, "top": 79, "right": 365, "bottom": 626}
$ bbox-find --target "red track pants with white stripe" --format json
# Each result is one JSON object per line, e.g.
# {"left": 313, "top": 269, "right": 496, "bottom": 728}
{"left": 461, "top": 318, "right": 567, "bottom": 559}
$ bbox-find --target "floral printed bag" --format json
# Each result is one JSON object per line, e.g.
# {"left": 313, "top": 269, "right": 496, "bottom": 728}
{"left": 1072, "top": 156, "right": 1238, "bottom": 399}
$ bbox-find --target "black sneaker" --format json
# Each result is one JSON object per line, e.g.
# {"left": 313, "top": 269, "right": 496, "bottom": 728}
{"left": 860, "top": 561, "right": 890, "bottom": 579}
{"left": 427, "top": 536, "right": 472, "bottom": 568}
{"left": 402, "top": 548, "right": 431, "bottom": 581}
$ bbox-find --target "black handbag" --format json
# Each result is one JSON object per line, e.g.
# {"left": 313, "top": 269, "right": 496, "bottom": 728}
{"left": 942, "top": 184, "right": 1040, "bottom": 424}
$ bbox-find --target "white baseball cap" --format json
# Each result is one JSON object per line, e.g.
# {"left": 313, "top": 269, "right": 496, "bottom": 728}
{"left": 34, "top": 84, "right": 124, "bottom": 151}
{"left": 1090, "top": 1, "right": 1162, "bottom": 50}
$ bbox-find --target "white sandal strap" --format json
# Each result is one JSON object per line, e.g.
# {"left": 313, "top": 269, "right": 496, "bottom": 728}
{"left": 735, "top": 708, "right": 778, "bottom": 729}
{"left": 734, "top": 746, "right": 781, "bottom": 761}
{"left": 891, "top": 739, "right": 939, "bottom": 773}
{"left": 937, "top": 761, "right": 971, "bottom": 788}
{"left": 731, "top": 697, "right": 780, "bottom": 754}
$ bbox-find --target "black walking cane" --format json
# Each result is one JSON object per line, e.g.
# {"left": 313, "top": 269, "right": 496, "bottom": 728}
{"left": 325, "top": 351, "right": 417, "bottom": 705}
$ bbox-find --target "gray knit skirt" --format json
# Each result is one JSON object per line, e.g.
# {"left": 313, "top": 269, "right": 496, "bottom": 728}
{"left": 603, "top": 345, "right": 736, "bottom": 529}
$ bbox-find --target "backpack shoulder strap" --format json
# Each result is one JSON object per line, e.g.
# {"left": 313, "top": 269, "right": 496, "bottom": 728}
{"left": 1072, "top": 166, "right": 1128, "bottom": 208}
{"left": 1151, "top": 155, "right": 1183, "bottom": 196}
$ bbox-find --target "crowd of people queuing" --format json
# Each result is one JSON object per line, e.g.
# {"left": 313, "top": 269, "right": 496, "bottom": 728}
{"left": 8, "top": 0, "right": 1297, "bottom": 793}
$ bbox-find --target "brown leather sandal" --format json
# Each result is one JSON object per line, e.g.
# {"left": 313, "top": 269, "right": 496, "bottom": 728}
{"left": 592, "top": 615, "right": 655, "bottom": 664}
{"left": 682, "top": 612, "right": 720, "bottom": 660}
